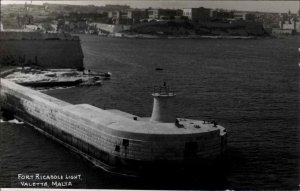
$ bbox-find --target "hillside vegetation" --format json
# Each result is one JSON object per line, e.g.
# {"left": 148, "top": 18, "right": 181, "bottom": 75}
{"left": 126, "top": 20, "right": 268, "bottom": 37}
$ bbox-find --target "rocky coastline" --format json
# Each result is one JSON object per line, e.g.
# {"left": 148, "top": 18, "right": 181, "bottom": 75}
{"left": 109, "top": 20, "right": 268, "bottom": 39}
{"left": 1, "top": 67, "right": 111, "bottom": 89}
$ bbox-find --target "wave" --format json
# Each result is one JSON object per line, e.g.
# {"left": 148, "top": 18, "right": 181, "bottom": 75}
{"left": 0, "top": 118, "right": 24, "bottom": 124}
{"left": 37, "top": 86, "right": 76, "bottom": 92}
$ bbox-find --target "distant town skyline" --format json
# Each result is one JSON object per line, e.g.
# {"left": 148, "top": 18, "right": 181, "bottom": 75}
{"left": 1, "top": 1, "right": 300, "bottom": 13}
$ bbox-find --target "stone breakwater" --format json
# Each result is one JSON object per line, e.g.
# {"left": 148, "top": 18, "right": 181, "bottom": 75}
{"left": 0, "top": 79, "right": 226, "bottom": 175}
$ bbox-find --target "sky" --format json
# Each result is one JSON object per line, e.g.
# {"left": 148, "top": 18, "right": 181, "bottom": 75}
{"left": 1, "top": 1, "right": 300, "bottom": 13}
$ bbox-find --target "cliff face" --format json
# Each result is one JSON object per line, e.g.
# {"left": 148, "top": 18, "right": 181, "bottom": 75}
{"left": 0, "top": 32, "right": 84, "bottom": 70}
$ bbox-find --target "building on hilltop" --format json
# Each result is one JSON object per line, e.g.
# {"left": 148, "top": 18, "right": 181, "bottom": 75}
{"left": 210, "top": 9, "right": 234, "bottom": 20}
{"left": 278, "top": 19, "right": 300, "bottom": 34}
{"left": 126, "top": 9, "right": 148, "bottom": 23}
{"left": 181, "top": 8, "right": 257, "bottom": 22}
{"left": 182, "top": 7, "right": 212, "bottom": 21}
{"left": 148, "top": 9, "right": 182, "bottom": 20}
{"left": 108, "top": 9, "right": 148, "bottom": 24}
{"left": 233, "top": 11, "right": 256, "bottom": 21}
{"left": 276, "top": 10, "right": 300, "bottom": 34}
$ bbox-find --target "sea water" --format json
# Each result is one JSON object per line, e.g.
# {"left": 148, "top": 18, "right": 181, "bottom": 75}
{"left": 0, "top": 35, "right": 299, "bottom": 189}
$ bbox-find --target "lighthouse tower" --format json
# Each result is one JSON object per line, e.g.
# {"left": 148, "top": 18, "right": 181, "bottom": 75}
{"left": 150, "top": 83, "right": 176, "bottom": 123}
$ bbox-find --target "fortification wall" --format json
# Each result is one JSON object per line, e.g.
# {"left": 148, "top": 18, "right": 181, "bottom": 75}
{"left": 0, "top": 79, "right": 222, "bottom": 171}
{"left": 92, "top": 23, "right": 131, "bottom": 33}
{"left": 0, "top": 32, "right": 84, "bottom": 70}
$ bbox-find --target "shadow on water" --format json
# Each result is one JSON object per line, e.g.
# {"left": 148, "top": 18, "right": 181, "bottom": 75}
{"left": 85, "top": 156, "right": 231, "bottom": 190}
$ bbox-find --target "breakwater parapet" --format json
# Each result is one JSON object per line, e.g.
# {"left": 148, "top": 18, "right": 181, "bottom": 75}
{"left": 0, "top": 32, "right": 84, "bottom": 70}
{"left": 0, "top": 79, "right": 226, "bottom": 174}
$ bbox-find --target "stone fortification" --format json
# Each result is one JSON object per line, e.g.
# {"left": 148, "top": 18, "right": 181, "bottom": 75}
{"left": 0, "top": 79, "right": 226, "bottom": 173}
{"left": 91, "top": 23, "right": 131, "bottom": 34}
{"left": 0, "top": 32, "right": 84, "bottom": 70}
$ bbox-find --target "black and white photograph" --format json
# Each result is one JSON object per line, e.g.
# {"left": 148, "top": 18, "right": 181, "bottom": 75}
{"left": 0, "top": 0, "right": 299, "bottom": 190}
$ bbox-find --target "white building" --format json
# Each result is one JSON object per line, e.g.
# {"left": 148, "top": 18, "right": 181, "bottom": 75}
{"left": 233, "top": 12, "right": 247, "bottom": 20}
{"left": 182, "top": 7, "right": 212, "bottom": 20}
{"left": 182, "top": 8, "right": 192, "bottom": 19}
{"left": 89, "top": 22, "right": 131, "bottom": 34}
{"left": 25, "top": 25, "right": 40, "bottom": 31}
{"left": 281, "top": 20, "right": 294, "bottom": 30}
{"left": 279, "top": 19, "right": 300, "bottom": 33}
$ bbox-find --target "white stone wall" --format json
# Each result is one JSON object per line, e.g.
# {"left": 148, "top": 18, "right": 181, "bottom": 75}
{"left": 90, "top": 23, "right": 131, "bottom": 33}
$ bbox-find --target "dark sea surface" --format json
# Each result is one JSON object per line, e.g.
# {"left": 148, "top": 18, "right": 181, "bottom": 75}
{"left": 0, "top": 35, "right": 299, "bottom": 189}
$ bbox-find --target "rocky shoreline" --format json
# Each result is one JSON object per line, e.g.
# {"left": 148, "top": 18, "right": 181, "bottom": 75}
{"left": 116, "top": 20, "right": 268, "bottom": 39}
{"left": 109, "top": 33, "right": 258, "bottom": 39}
{"left": 1, "top": 67, "right": 111, "bottom": 89}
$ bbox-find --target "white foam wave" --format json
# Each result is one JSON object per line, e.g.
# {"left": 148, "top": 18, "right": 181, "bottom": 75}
{"left": 37, "top": 86, "right": 75, "bottom": 92}
{"left": 0, "top": 118, "right": 24, "bottom": 124}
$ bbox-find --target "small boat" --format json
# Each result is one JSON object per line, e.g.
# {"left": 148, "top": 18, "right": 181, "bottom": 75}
{"left": 155, "top": 68, "right": 163, "bottom": 71}
{"left": 87, "top": 71, "right": 111, "bottom": 80}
